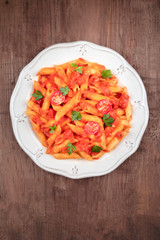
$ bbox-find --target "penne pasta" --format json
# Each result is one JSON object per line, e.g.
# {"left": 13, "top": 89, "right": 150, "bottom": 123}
{"left": 78, "top": 151, "right": 93, "bottom": 161}
{"left": 37, "top": 67, "right": 56, "bottom": 75}
{"left": 83, "top": 91, "right": 109, "bottom": 101}
{"left": 52, "top": 153, "right": 81, "bottom": 159}
{"left": 27, "top": 100, "right": 40, "bottom": 114}
{"left": 67, "top": 123, "right": 85, "bottom": 136}
{"left": 30, "top": 119, "right": 47, "bottom": 147}
{"left": 92, "top": 151, "right": 105, "bottom": 159}
{"left": 27, "top": 59, "right": 132, "bottom": 161}
{"left": 51, "top": 139, "right": 76, "bottom": 153}
{"left": 34, "top": 81, "right": 46, "bottom": 96}
{"left": 106, "top": 124, "right": 124, "bottom": 144}
{"left": 81, "top": 100, "right": 97, "bottom": 106}
{"left": 54, "top": 76, "right": 67, "bottom": 88}
{"left": 106, "top": 131, "right": 127, "bottom": 151}
{"left": 55, "top": 91, "right": 81, "bottom": 121}
{"left": 109, "top": 85, "right": 123, "bottom": 93}
{"left": 125, "top": 101, "right": 132, "bottom": 121}
{"left": 54, "top": 66, "right": 68, "bottom": 83}
{"left": 47, "top": 125, "right": 61, "bottom": 147}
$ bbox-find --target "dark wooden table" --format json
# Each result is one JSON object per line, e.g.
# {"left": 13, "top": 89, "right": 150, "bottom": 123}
{"left": 1, "top": 0, "right": 160, "bottom": 239}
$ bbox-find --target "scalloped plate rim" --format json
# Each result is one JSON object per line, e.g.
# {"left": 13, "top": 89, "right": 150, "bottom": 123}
{"left": 10, "top": 41, "right": 149, "bottom": 179}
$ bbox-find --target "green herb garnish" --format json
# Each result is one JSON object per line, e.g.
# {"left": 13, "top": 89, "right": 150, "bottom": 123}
{"left": 91, "top": 145, "right": 102, "bottom": 153}
{"left": 75, "top": 66, "right": 82, "bottom": 74}
{"left": 71, "top": 111, "right": 82, "bottom": 121}
{"left": 49, "top": 125, "right": 56, "bottom": 133}
{"left": 71, "top": 63, "right": 83, "bottom": 74}
{"left": 71, "top": 63, "right": 78, "bottom": 68}
{"left": 32, "top": 90, "right": 43, "bottom": 100}
{"left": 59, "top": 86, "right": 69, "bottom": 96}
{"left": 102, "top": 114, "right": 114, "bottom": 127}
{"left": 101, "top": 69, "right": 112, "bottom": 78}
{"left": 67, "top": 142, "right": 76, "bottom": 155}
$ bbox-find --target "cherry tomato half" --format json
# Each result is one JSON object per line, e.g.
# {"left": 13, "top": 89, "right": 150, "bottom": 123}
{"left": 97, "top": 100, "right": 111, "bottom": 114}
{"left": 84, "top": 121, "right": 100, "bottom": 135}
{"left": 51, "top": 90, "right": 65, "bottom": 105}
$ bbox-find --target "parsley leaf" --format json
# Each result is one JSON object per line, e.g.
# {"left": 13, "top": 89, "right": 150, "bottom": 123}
{"left": 91, "top": 145, "right": 102, "bottom": 153}
{"left": 102, "top": 114, "right": 114, "bottom": 127}
{"left": 71, "top": 63, "right": 78, "bottom": 68}
{"left": 67, "top": 142, "right": 76, "bottom": 155}
{"left": 71, "top": 111, "right": 82, "bottom": 121}
{"left": 59, "top": 86, "right": 69, "bottom": 96}
{"left": 71, "top": 63, "right": 83, "bottom": 74}
{"left": 75, "top": 66, "right": 82, "bottom": 74}
{"left": 49, "top": 125, "right": 56, "bottom": 133}
{"left": 32, "top": 90, "right": 43, "bottom": 100}
{"left": 101, "top": 70, "right": 112, "bottom": 78}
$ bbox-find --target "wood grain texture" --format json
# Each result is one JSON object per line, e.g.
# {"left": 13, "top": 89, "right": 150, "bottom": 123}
{"left": 0, "top": 0, "right": 160, "bottom": 239}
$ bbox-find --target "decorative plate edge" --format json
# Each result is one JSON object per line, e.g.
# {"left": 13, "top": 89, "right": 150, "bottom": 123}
{"left": 10, "top": 41, "right": 149, "bottom": 179}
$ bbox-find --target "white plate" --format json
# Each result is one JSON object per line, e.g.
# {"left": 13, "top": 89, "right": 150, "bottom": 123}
{"left": 10, "top": 41, "right": 149, "bottom": 179}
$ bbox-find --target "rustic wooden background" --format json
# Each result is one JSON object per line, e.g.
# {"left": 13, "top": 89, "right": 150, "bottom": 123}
{"left": 0, "top": 0, "right": 160, "bottom": 239}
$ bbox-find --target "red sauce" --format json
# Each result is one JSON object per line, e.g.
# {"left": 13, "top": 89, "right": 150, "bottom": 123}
{"left": 105, "top": 126, "right": 114, "bottom": 138}
{"left": 119, "top": 93, "right": 129, "bottom": 109}
{"left": 76, "top": 140, "right": 92, "bottom": 154}
{"left": 115, "top": 131, "right": 123, "bottom": 139}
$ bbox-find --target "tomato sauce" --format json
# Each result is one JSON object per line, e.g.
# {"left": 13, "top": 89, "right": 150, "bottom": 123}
{"left": 76, "top": 140, "right": 92, "bottom": 154}
{"left": 119, "top": 93, "right": 129, "bottom": 109}
{"left": 46, "top": 108, "right": 55, "bottom": 119}
{"left": 105, "top": 126, "right": 114, "bottom": 138}
{"left": 115, "top": 131, "right": 123, "bottom": 139}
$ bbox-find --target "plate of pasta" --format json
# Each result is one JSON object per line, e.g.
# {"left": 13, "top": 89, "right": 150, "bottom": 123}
{"left": 10, "top": 41, "right": 149, "bottom": 178}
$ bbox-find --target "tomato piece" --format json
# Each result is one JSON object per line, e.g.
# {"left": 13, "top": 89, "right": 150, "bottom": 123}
{"left": 32, "top": 116, "right": 43, "bottom": 125}
{"left": 89, "top": 74, "right": 100, "bottom": 85}
{"left": 105, "top": 126, "right": 114, "bottom": 138}
{"left": 35, "top": 98, "right": 43, "bottom": 106}
{"left": 119, "top": 93, "right": 129, "bottom": 109}
{"left": 115, "top": 92, "right": 121, "bottom": 99}
{"left": 57, "top": 116, "right": 68, "bottom": 125}
{"left": 64, "top": 96, "right": 71, "bottom": 103}
{"left": 70, "top": 71, "right": 81, "bottom": 87}
{"left": 51, "top": 90, "right": 65, "bottom": 105}
{"left": 84, "top": 121, "right": 100, "bottom": 135}
{"left": 97, "top": 100, "right": 111, "bottom": 114}
{"left": 100, "top": 86, "right": 110, "bottom": 96}
{"left": 115, "top": 131, "right": 123, "bottom": 139}
{"left": 110, "top": 98, "right": 119, "bottom": 109}
{"left": 76, "top": 140, "right": 92, "bottom": 154}
{"left": 46, "top": 108, "right": 55, "bottom": 119}
{"left": 63, "top": 129, "right": 75, "bottom": 142}
{"left": 77, "top": 74, "right": 88, "bottom": 86}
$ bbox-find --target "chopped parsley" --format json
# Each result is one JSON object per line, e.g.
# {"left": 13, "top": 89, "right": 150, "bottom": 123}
{"left": 32, "top": 90, "right": 43, "bottom": 100}
{"left": 71, "top": 63, "right": 83, "bottom": 74}
{"left": 59, "top": 86, "right": 69, "bottom": 96}
{"left": 49, "top": 125, "right": 56, "bottom": 133}
{"left": 102, "top": 114, "right": 114, "bottom": 127}
{"left": 101, "top": 69, "right": 112, "bottom": 78}
{"left": 67, "top": 142, "right": 76, "bottom": 155}
{"left": 71, "top": 111, "right": 82, "bottom": 121}
{"left": 91, "top": 145, "right": 102, "bottom": 153}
